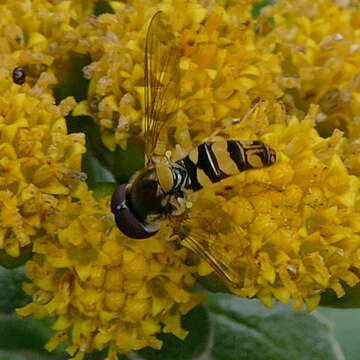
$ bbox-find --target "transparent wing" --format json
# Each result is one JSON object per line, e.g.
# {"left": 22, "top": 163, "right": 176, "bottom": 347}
{"left": 172, "top": 197, "right": 246, "bottom": 288}
{"left": 144, "top": 11, "right": 181, "bottom": 164}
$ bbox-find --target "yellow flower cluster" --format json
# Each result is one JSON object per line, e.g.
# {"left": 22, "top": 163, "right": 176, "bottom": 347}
{"left": 259, "top": 0, "right": 360, "bottom": 173}
{"left": 74, "top": 0, "right": 282, "bottom": 151}
{"left": 187, "top": 101, "right": 360, "bottom": 311}
{"left": 1, "top": 1, "right": 203, "bottom": 358}
{"left": 0, "top": 49, "right": 85, "bottom": 257}
{"left": 18, "top": 194, "right": 203, "bottom": 358}
{"left": 0, "top": 0, "right": 96, "bottom": 83}
{"left": 73, "top": 0, "right": 360, "bottom": 313}
{"left": 1, "top": 0, "right": 360, "bottom": 358}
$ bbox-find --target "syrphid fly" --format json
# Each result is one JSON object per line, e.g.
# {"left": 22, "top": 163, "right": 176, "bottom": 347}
{"left": 111, "top": 11, "right": 276, "bottom": 288}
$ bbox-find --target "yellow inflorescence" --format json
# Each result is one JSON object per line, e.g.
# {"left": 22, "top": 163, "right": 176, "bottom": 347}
{"left": 0, "top": 0, "right": 359, "bottom": 358}
{"left": 72, "top": 0, "right": 360, "bottom": 310}
{"left": 1, "top": 1, "right": 203, "bottom": 358}
{"left": 18, "top": 195, "right": 203, "bottom": 358}
{"left": 261, "top": 0, "right": 360, "bottom": 131}
{"left": 187, "top": 102, "right": 360, "bottom": 311}
{"left": 259, "top": 0, "right": 360, "bottom": 166}
{"left": 74, "top": 0, "right": 282, "bottom": 151}
{"left": 0, "top": 0, "right": 100, "bottom": 254}
{"left": 0, "top": 66, "right": 85, "bottom": 256}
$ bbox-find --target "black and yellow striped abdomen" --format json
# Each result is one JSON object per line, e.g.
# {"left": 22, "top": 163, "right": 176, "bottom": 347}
{"left": 177, "top": 140, "right": 276, "bottom": 191}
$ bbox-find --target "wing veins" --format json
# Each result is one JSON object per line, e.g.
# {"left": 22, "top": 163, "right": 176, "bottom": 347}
{"left": 151, "top": 49, "right": 175, "bottom": 149}
{"left": 144, "top": 11, "right": 180, "bottom": 163}
{"left": 181, "top": 225, "right": 242, "bottom": 288}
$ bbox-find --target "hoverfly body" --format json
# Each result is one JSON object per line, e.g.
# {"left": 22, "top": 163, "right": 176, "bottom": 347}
{"left": 111, "top": 11, "right": 276, "bottom": 287}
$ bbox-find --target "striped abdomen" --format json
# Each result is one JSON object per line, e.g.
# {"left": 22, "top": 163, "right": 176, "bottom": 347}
{"left": 177, "top": 140, "right": 276, "bottom": 191}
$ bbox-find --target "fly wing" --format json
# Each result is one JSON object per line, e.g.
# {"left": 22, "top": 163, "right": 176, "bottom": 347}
{"left": 144, "top": 11, "right": 181, "bottom": 164}
{"left": 173, "top": 197, "right": 246, "bottom": 288}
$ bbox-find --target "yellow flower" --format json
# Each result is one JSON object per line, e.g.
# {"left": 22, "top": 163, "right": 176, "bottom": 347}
{"left": 0, "top": 1, "right": 203, "bottom": 358}
{"left": 74, "top": 0, "right": 282, "bottom": 150}
{"left": 184, "top": 102, "right": 360, "bottom": 311}
{"left": 0, "top": 0, "right": 96, "bottom": 82}
{"left": 260, "top": 0, "right": 360, "bottom": 140}
{"left": 0, "top": 0, "right": 94, "bottom": 256}
{"left": 0, "top": 59, "right": 85, "bottom": 256}
{"left": 17, "top": 194, "right": 204, "bottom": 358}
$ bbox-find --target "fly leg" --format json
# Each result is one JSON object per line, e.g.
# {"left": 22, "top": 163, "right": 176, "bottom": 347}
{"left": 207, "top": 98, "right": 264, "bottom": 141}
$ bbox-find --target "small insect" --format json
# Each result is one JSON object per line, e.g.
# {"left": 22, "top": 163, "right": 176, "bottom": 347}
{"left": 12, "top": 67, "right": 26, "bottom": 85}
{"left": 111, "top": 11, "right": 276, "bottom": 287}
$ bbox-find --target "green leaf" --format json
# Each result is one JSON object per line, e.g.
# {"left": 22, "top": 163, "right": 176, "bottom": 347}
{"left": 84, "top": 349, "right": 108, "bottom": 360}
{"left": 111, "top": 143, "right": 144, "bottom": 184}
{"left": 54, "top": 54, "right": 90, "bottom": 104}
{"left": 0, "top": 267, "right": 67, "bottom": 359}
{"left": 318, "top": 307, "right": 360, "bottom": 360}
{"left": 93, "top": 1, "right": 114, "bottom": 16}
{"left": 67, "top": 115, "right": 144, "bottom": 188}
{"left": 131, "top": 293, "right": 344, "bottom": 360}
{"left": 0, "top": 315, "right": 67, "bottom": 360}
{"left": 206, "top": 293, "right": 343, "bottom": 360}
{"left": 252, "top": 0, "right": 275, "bottom": 17}
{"left": 320, "top": 282, "right": 360, "bottom": 308}
{"left": 0, "top": 245, "right": 32, "bottom": 269}
{"left": 83, "top": 151, "right": 116, "bottom": 186}
{"left": 137, "top": 304, "right": 210, "bottom": 360}
{"left": 0, "top": 267, "right": 30, "bottom": 313}
{"left": 92, "top": 182, "right": 117, "bottom": 200}
{"left": 0, "top": 349, "right": 63, "bottom": 360}
{"left": 66, "top": 115, "right": 116, "bottom": 187}
{"left": 0, "top": 315, "right": 51, "bottom": 353}
{"left": 84, "top": 352, "right": 128, "bottom": 360}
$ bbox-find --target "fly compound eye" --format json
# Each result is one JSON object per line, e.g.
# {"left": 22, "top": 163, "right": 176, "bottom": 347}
{"left": 111, "top": 184, "right": 158, "bottom": 239}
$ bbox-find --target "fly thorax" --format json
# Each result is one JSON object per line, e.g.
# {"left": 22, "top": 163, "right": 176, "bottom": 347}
{"left": 155, "top": 164, "right": 174, "bottom": 193}
{"left": 155, "top": 164, "right": 188, "bottom": 195}
{"left": 154, "top": 164, "right": 188, "bottom": 216}
{"left": 170, "top": 166, "right": 189, "bottom": 195}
